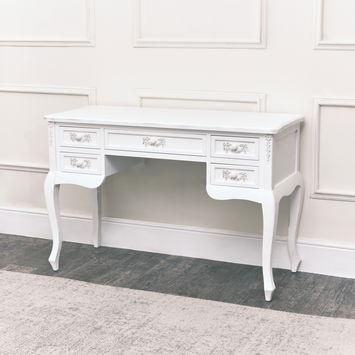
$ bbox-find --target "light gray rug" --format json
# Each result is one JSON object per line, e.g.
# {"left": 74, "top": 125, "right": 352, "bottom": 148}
{"left": 0, "top": 270, "right": 354, "bottom": 355}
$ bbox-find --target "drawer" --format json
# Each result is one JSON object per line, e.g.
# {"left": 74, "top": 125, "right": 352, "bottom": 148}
{"left": 210, "top": 164, "right": 259, "bottom": 188}
{"left": 58, "top": 126, "right": 100, "bottom": 149}
{"left": 59, "top": 152, "right": 102, "bottom": 175}
{"left": 105, "top": 129, "right": 206, "bottom": 156}
{"left": 211, "top": 136, "right": 259, "bottom": 160}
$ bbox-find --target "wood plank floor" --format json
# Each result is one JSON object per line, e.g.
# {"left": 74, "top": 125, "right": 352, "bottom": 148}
{"left": 1, "top": 233, "right": 354, "bottom": 319}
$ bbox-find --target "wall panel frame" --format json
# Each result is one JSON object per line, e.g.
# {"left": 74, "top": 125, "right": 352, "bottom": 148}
{"left": 137, "top": 89, "right": 267, "bottom": 112}
{"left": 134, "top": 0, "right": 266, "bottom": 49}
{"left": 315, "top": 0, "right": 355, "bottom": 50}
{"left": 0, "top": 0, "right": 95, "bottom": 47}
{"left": 311, "top": 98, "right": 355, "bottom": 201}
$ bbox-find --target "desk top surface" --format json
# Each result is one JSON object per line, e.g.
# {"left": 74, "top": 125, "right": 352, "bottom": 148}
{"left": 45, "top": 105, "right": 303, "bottom": 134}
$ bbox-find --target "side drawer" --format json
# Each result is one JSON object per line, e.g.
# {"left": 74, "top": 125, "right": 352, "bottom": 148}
{"left": 58, "top": 126, "right": 100, "bottom": 149}
{"left": 210, "top": 164, "right": 259, "bottom": 188}
{"left": 211, "top": 136, "right": 259, "bottom": 160}
{"left": 105, "top": 129, "right": 206, "bottom": 156}
{"left": 59, "top": 152, "right": 102, "bottom": 175}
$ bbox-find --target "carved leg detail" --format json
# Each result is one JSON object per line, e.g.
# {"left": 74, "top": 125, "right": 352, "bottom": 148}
{"left": 92, "top": 186, "right": 102, "bottom": 248}
{"left": 288, "top": 182, "right": 304, "bottom": 272}
{"left": 262, "top": 193, "right": 279, "bottom": 302}
{"left": 44, "top": 172, "right": 62, "bottom": 271}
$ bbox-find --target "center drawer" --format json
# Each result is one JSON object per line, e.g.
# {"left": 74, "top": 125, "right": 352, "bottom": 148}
{"left": 105, "top": 129, "right": 206, "bottom": 156}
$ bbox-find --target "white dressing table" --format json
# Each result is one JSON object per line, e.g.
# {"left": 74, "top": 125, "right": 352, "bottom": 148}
{"left": 44, "top": 106, "right": 304, "bottom": 301}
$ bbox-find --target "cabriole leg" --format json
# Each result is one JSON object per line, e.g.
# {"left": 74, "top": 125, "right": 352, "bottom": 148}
{"left": 44, "top": 172, "right": 62, "bottom": 271}
{"left": 288, "top": 182, "right": 304, "bottom": 272}
{"left": 262, "top": 193, "right": 279, "bottom": 302}
{"left": 92, "top": 186, "right": 102, "bottom": 248}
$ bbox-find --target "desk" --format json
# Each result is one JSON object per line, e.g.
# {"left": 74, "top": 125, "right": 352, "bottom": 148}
{"left": 44, "top": 106, "right": 304, "bottom": 301}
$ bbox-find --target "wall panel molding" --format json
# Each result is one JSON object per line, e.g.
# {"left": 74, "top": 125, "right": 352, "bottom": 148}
{"left": 0, "top": 162, "right": 48, "bottom": 174}
{"left": 311, "top": 97, "right": 355, "bottom": 201}
{"left": 134, "top": 0, "right": 266, "bottom": 49}
{"left": 0, "top": 85, "right": 96, "bottom": 101}
{"left": 315, "top": 0, "right": 355, "bottom": 50}
{"left": 0, "top": 0, "right": 95, "bottom": 47}
{"left": 137, "top": 89, "right": 267, "bottom": 112}
{"left": 0, "top": 85, "right": 96, "bottom": 173}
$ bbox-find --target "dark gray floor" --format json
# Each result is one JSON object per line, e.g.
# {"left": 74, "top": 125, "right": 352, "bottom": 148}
{"left": 1, "top": 233, "right": 354, "bottom": 319}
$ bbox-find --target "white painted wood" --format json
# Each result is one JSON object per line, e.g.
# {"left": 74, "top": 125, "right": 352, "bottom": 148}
{"left": 92, "top": 187, "right": 102, "bottom": 248}
{"left": 273, "top": 127, "right": 298, "bottom": 187}
{"left": 54, "top": 172, "right": 105, "bottom": 189}
{"left": 2, "top": 206, "right": 355, "bottom": 280}
{"left": 262, "top": 192, "right": 278, "bottom": 302}
{"left": 44, "top": 172, "right": 62, "bottom": 271}
{"left": 103, "top": 149, "right": 207, "bottom": 163}
{"left": 59, "top": 152, "right": 102, "bottom": 175}
{"left": 274, "top": 172, "right": 304, "bottom": 272}
{"left": 210, "top": 164, "right": 259, "bottom": 189}
{"left": 259, "top": 135, "right": 273, "bottom": 190}
{"left": 211, "top": 136, "right": 260, "bottom": 161}
{"left": 45, "top": 124, "right": 62, "bottom": 271}
{"left": 46, "top": 106, "right": 303, "bottom": 134}
{"left": 58, "top": 126, "right": 101, "bottom": 149}
{"left": 105, "top": 129, "right": 206, "bottom": 156}
{"left": 104, "top": 156, "right": 144, "bottom": 177}
{"left": 44, "top": 105, "right": 303, "bottom": 301}
{"left": 288, "top": 184, "right": 304, "bottom": 272}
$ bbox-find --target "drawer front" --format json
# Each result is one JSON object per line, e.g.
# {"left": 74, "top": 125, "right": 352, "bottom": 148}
{"left": 59, "top": 127, "right": 100, "bottom": 149}
{"left": 211, "top": 164, "right": 259, "bottom": 188}
{"left": 59, "top": 153, "right": 101, "bottom": 175}
{"left": 105, "top": 130, "right": 206, "bottom": 156}
{"left": 211, "top": 136, "right": 259, "bottom": 160}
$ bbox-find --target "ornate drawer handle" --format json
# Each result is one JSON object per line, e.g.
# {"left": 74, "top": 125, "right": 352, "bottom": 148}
{"left": 70, "top": 158, "right": 91, "bottom": 169}
{"left": 142, "top": 136, "right": 166, "bottom": 147}
{"left": 70, "top": 132, "right": 91, "bottom": 143}
{"left": 223, "top": 142, "right": 248, "bottom": 154}
{"left": 222, "top": 169, "right": 248, "bottom": 182}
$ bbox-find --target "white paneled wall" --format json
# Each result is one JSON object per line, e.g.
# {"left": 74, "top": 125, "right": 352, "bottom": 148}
{"left": 1, "top": 0, "right": 355, "bottom": 276}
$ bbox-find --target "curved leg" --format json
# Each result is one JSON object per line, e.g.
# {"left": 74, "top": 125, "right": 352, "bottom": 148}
{"left": 262, "top": 192, "right": 279, "bottom": 301}
{"left": 44, "top": 172, "right": 62, "bottom": 271}
{"left": 288, "top": 181, "right": 304, "bottom": 272}
{"left": 92, "top": 186, "right": 102, "bottom": 248}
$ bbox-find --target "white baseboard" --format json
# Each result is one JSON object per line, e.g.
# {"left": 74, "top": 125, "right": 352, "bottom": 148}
{"left": 1, "top": 206, "right": 355, "bottom": 279}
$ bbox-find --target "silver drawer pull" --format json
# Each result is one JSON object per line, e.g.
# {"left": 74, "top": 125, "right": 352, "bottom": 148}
{"left": 222, "top": 169, "right": 248, "bottom": 182}
{"left": 223, "top": 142, "right": 248, "bottom": 154}
{"left": 70, "top": 132, "right": 91, "bottom": 143}
{"left": 70, "top": 158, "right": 91, "bottom": 169}
{"left": 142, "top": 136, "right": 166, "bottom": 147}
